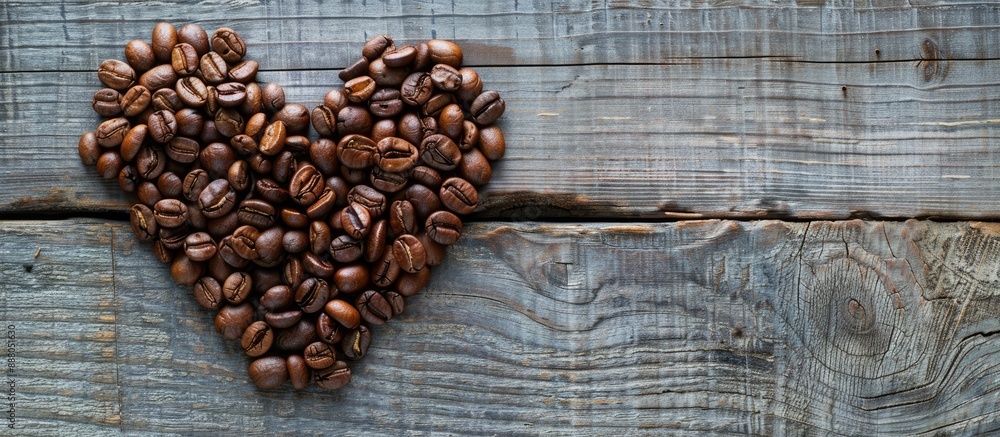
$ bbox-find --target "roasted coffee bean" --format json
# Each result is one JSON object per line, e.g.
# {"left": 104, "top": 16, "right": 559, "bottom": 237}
{"left": 314, "top": 361, "right": 351, "bottom": 390}
{"left": 307, "top": 221, "right": 331, "bottom": 255}
{"left": 289, "top": 164, "right": 325, "bottom": 206}
{"left": 362, "top": 34, "right": 394, "bottom": 60}
{"left": 345, "top": 76, "right": 376, "bottom": 103}
{"left": 248, "top": 356, "right": 288, "bottom": 389}
{"left": 173, "top": 108, "right": 204, "bottom": 138}
{"left": 255, "top": 227, "right": 287, "bottom": 267}
{"left": 287, "top": 355, "right": 311, "bottom": 390}
{"left": 283, "top": 230, "right": 309, "bottom": 254}
{"left": 400, "top": 72, "right": 434, "bottom": 106}
{"left": 307, "top": 187, "right": 337, "bottom": 219}
{"left": 334, "top": 264, "right": 370, "bottom": 294}
{"left": 159, "top": 224, "right": 190, "bottom": 250}
{"left": 384, "top": 291, "right": 406, "bottom": 316}
{"left": 274, "top": 319, "right": 317, "bottom": 351}
{"left": 304, "top": 342, "right": 337, "bottom": 370}
{"left": 347, "top": 185, "right": 386, "bottom": 217}
{"left": 139, "top": 64, "right": 178, "bottom": 91}
{"left": 215, "top": 108, "right": 245, "bottom": 138}
{"left": 255, "top": 178, "right": 289, "bottom": 205}
{"left": 153, "top": 198, "right": 188, "bottom": 228}
{"left": 157, "top": 172, "right": 183, "bottom": 198}
{"left": 242, "top": 321, "right": 274, "bottom": 358}
{"left": 230, "top": 134, "right": 258, "bottom": 156}
{"left": 212, "top": 27, "right": 247, "bottom": 63}
{"left": 150, "top": 22, "right": 177, "bottom": 62}
{"left": 261, "top": 285, "right": 293, "bottom": 311}
{"left": 412, "top": 42, "right": 432, "bottom": 71}
{"left": 118, "top": 165, "right": 139, "bottom": 193}
{"left": 389, "top": 200, "right": 417, "bottom": 236}
{"left": 217, "top": 235, "right": 248, "bottom": 268}
{"left": 370, "top": 167, "right": 409, "bottom": 193}
{"left": 430, "top": 64, "right": 462, "bottom": 92}
{"left": 223, "top": 271, "right": 253, "bottom": 304}
{"left": 404, "top": 184, "right": 442, "bottom": 220}
{"left": 124, "top": 39, "right": 156, "bottom": 73}
{"left": 229, "top": 59, "right": 259, "bottom": 83}
{"left": 439, "top": 104, "right": 464, "bottom": 139}
{"left": 323, "top": 88, "right": 348, "bottom": 113}
{"left": 262, "top": 82, "right": 286, "bottom": 113}
{"left": 227, "top": 160, "right": 251, "bottom": 192}
{"left": 316, "top": 313, "right": 346, "bottom": 345}
{"left": 336, "top": 134, "right": 376, "bottom": 170}
{"left": 340, "top": 203, "right": 372, "bottom": 241}
{"left": 235, "top": 199, "right": 275, "bottom": 228}
{"left": 294, "top": 277, "right": 330, "bottom": 314}
{"left": 188, "top": 204, "right": 208, "bottom": 231}
{"left": 383, "top": 45, "right": 417, "bottom": 68}
{"left": 376, "top": 137, "right": 419, "bottom": 173}
{"left": 327, "top": 235, "right": 361, "bottom": 263}
{"left": 251, "top": 267, "right": 282, "bottom": 295}
{"left": 440, "top": 177, "right": 479, "bottom": 214}
{"left": 118, "top": 124, "right": 145, "bottom": 161}
{"left": 426, "top": 39, "right": 463, "bottom": 67}
{"left": 151, "top": 87, "right": 183, "bottom": 112}
{"left": 369, "top": 57, "right": 410, "bottom": 88}
{"left": 199, "top": 179, "right": 237, "bottom": 218}
{"left": 339, "top": 57, "right": 370, "bottom": 82}
{"left": 136, "top": 181, "right": 162, "bottom": 207}
{"left": 371, "top": 247, "right": 401, "bottom": 288}
{"left": 184, "top": 232, "right": 218, "bottom": 261}
{"left": 340, "top": 325, "right": 371, "bottom": 360}
{"left": 147, "top": 110, "right": 177, "bottom": 143}
{"left": 170, "top": 253, "right": 204, "bottom": 286}
{"left": 421, "top": 93, "right": 454, "bottom": 119}
{"left": 370, "top": 89, "right": 403, "bottom": 120}
{"left": 456, "top": 68, "right": 483, "bottom": 104}
{"left": 265, "top": 309, "right": 303, "bottom": 330}
{"left": 200, "top": 142, "right": 238, "bottom": 178}
{"left": 78, "top": 132, "right": 101, "bottom": 165}
{"left": 153, "top": 240, "right": 174, "bottom": 264}
{"left": 397, "top": 112, "right": 423, "bottom": 145}
{"left": 459, "top": 120, "right": 479, "bottom": 151}
{"left": 241, "top": 82, "right": 263, "bottom": 114}
{"left": 92, "top": 88, "right": 122, "bottom": 117}
{"left": 177, "top": 23, "right": 210, "bottom": 56}
{"left": 96, "top": 117, "right": 130, "bottom": 148}
{"left": 364, "top": 220, "right": 388, "bottom": 263}
{"left": 410, "top": 165, "right": 443, "bottom": 188}
{"left": 182, "top": 169, "right": 210, "bottom": 202}
{"left": 311, "top": 106, "right": 337, "bottom": 138}
{"left": 170, "top": 42, "right": 199, "bottom": 75}
{"left": 356, "top": 289, "right": 392, "bottom": 325}
{"left": 279, "top": 208, "right": 309, "bottom": 229}
{"left": 193, "top": 276, "right": 224, "bottom": 309}
{"left": 273, "top": 103, "right": 310, "bottom": 135}
{"left": 459, "top": 147, "right": 493, "bottom": 186}
{"left": 129, "top": 204, "right": 158, "bottom": 241}
{"left": 175, "top": 76, "right": 208, "bottom": 107}
{"left": 282, "top": 257, "right": 305, "bottom": 289}
{"left": 166, "top": 136, "right": 200, "bottom": 163}
{"left": 272, "top": 151, "right": 297, "bottom": 184}
{"left": 258, "top": 120, "right": 287, "bottom": 156}
{"left": 322, "top": 299, "right": 359, "bottom": 331}
{"left": 335, "top": 106, "right": 372, "bottom": 137}
{"left": 98, "top": 59, "right": 136, "bottom": 91}
{"left": 479, "top": 125, "right": 506, "bottom": 160}
{"left": 426, "top": 210, "right": 462, "bottom": 245}
{"left": 199, "top": 51, "right": 228, "bottom": 84}
{"left": 419, "top": 231, "right": 448, "bottom": 266}
{"left": 216, "top": 82, "right": 247, "bottom": 108}
{"left": 301, "top": 251, "right": 336, "bottom": 279}
{"left": 393, "top": 234, "right": 426, "bottom": 273}
{"left": 470, "top": 90, "right": 506, "bottom": 125}
{"left": 420, "top": 134, "right": 462, "bottom": 171}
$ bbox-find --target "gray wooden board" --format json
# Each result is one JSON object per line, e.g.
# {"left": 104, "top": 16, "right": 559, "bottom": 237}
{"left": 2, "top": 219, "right": 1000, "bottom": 434}
{"left": 3, "top": 0, "right": 1000, "bottom": 71}
{"left": 2, "top": 60, "right": 1000, "bottom": 219}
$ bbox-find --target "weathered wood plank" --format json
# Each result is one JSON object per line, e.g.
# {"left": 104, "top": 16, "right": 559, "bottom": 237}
{"left": 2, "top": 61, "right": 999, "bottom": 219}
{"left": 3, "top": 0, "right": 1000, "bottom": 71}
{"left": 2, "top": 219, "right": 1000, "bottom": 434}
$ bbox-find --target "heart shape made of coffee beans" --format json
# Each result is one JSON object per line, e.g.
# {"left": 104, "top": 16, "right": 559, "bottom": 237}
{"left": 77, "top": 23, "right": 506, "bottom": 390}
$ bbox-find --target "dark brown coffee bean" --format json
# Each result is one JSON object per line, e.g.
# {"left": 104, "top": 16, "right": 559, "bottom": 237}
{"left": 98, "top": 59, "right": 136, "bottom": 91}
{"left": 295, "top": 277, "right": 330, "bottom": 314}
{"left": 117, "top": 124, "right": 145, "bottom": 161}
{"left": 337, "top": 134, "right": 377, "bottom": 169}
{"left": 177, "top": 23, "right": 210, "bottom": 56}
{"left": 274, "top": 319, "right": 317, "bottom": 352}
{"left": 329, "top": 235, "right": 363, "bottom": 263}
{"left": 251, "top": 267, "right": 282, "bottom": 295}
{"left": 229, "top": 59, "right": 259, "bottom": 83}
{"left": 362, "top": 34, "right": 395, "bottom": 60}
{"left": 470, "top": 90, "right": 506, "bottom": 125}
{"left": 92, "top": 88, "right": 122, "bottom": 117}
{"left": 227, "top": 225, "right": 259, "bottom": 261}
{"left": 200, "top": 142, "right": 237, "bottom": 179}
{"left": 153, "top": 240, "right": 174, "bottom": 264}
{"left": 175, "top": 76, "right": 208, "bottom": 107}
{"left": 263, "top": 82, "right": 286, "bottom": 113}
{"left": 303, "top": 342, "right": 337, "bottom": 370}
{"left": 384, "top": 291, "right": 406, "bottom": 316}
{"left": 230, "top": 134, "right": 258, "bottom": 156}
{"left": 188, "top": 204, "right": 208, "bottom": 231}
{"left": 316, "top": 313, "right": 345, "bottom": 345}
{"left": 156, "top": 172, "right": 182, "bottom": 198}
{"left": 165, "top": 136, "right": 199, "bottom": 164}
{"left": 478, "top": 125, "right": 506, "bottom": 160}
{"left": 254, "top": 121, "right": 286, "bottom": 157}
{"left": 273, "top": 103, "right": 310, "bottom": 135}
{"left": 347, "top": 185, "right": 387, "bottom": 217}
{"left": 193, "top": 276, "right": 223, "bottom": 309}
{"left": 217, "top": 235, "right": 248, "bottom": 267}
{"left": 306, "top": 221, "right": 331, "bottom": 255}
{"left": 459, "top": 147, "right": 493, "bottom": 186}
{"left": 261, "top": 285, "right": 293, "bottom": 311}
{"left": 306, "top": 187, "right": 337, "bottom": 220}
{"left": 368, "top": 57, "right": 409, "bottom": 87}
{"left": 301, "top": 251, "right": 335, "bottom": 279}
{"left": 254, "top": 227, "right": 287, "bottom": 267}
{"left": 397, "top": 112, "right": 423, "bottom": 145}
{"left": 370, "top": 167, "right": 409, "bottom": 193}
{"left": 440, "top": 177, "right": 480, "bottom": 214}
{"left": 389, "top": 200, "right": 417, "bottom": 236}
{"left": 368, "top": 89, "right": 403, "bottom": 120}
{"left": 138, "top": 64, "right": 178, "bottom": 91}
{"left": 287, "top": 355, "right": 311, "bottom": 390}
{"left": 78, "top": 132, "right": 100, "bottom": 166}
{"left": 404, "top": 184, "right": 442, "bottom": 220}
{"left": 311, "top": 106, "right": 337, "bottom": 138}
{"left": 170, "top": 252, "right": 203, "bottom": 286}
{"left": 199, "top": 179, "right": 237, "bottom": 218}
{"left": 400, "top": 72, "right": 434, "bottom": 106}
{"left": 393, "top": 234, "right": 426, "bottom": 273}
{"left": 345, "top": 75, "right": 376, "bottom": 103}
{"left": 96, "top": 117, "right": 130, "bottom": 148}
{"left": 426, "top": 39, "right": 463, "bottom": 67}
{"left": 241, "top": 82, "right": 263, "bottom": 114}
{"left": 199, "top": 51, "right": 228, "bottom": 84}
{"left": 248, "top": 356, "right": 288, "bottom": 389}
{"left": 124, "top": 39, "right": 156, "bottom": 73}
{"left": 159, "top": 224, "right": 190, "bottom": 250}
{"left": 459, "top": 120, "right": 479, "bottom": 151}
{"left": 439, "top": 103, "right": 464, "bottom": 139}
{"left": 430, "top": 64, "right": 462, "bottom": 91}
{"left": 279, "top": 208, "right": 309, "bottom": 229}
{"left": 170, "top": 42, "right": 199, "bottom": 75}
{"left": 222, "top": 271, "right": 252, "bottom": 304}
{"left": 410, "top": 165, "right": 443, "bottom": 188}
{"left": 283, "top": 230, "right": 309, "bottom": 254}
{"left": 457, "top": 67, "right": 484, "bottom": 104}
{"left": 214, "top": 108, "right": 244, "bottom": 138}
{"left": 150, "top": 22, "right": 178, "bottom": 62}
{"left": 376, "top": 137, "right": 419, "bottom": 173}
{"left": 207, "top": 253, "right": 236, "bottom": 283}
{"left": 212, "top": 27, "right": 246, "bottom": 63}
{"left": 420, "top": 134, "right": 461, "bottom": 171}
{"left": 339, "top": 57, "right": 370, "bottom": 82}
{"left": 334, "top": 264, "right": 370, "bottom": 294}
{"left": 137, "top": 182, "right": 162, "bottom": 207}
{"left": 184, "top": 232, "right": 217, "bottom": 261}
{"left": 255, "top": 178, "right": 289, "bottom": 205}
{"left": 426, "top": 210, "right": 463, "bottom": 245}
{"left": 289, "top": 165, "right": 325, "bottom": 206}
{"left": 383, "top": 45, "right": 417, "bottom": 68}
{"left": 129, "top": 204, "right": 158, "bottom": 241}
{"left": 147, "top": 110, "right": 177, "bottom": 143}
{"left": 340, "top": 325, "right": 371, "bottom": 360}
{"left": 371, "top": 247, "right": 401, "bottom": 288}
{"left": 314, "top": 360, "right": 351, "bottom": 390}
{"left": 421, "top": 93, "right": 454, "bottom": 118}
{"left": 216, "top": 82, "right": 247, "bottom": 108}
{"left": 282, "top": 257, "right": 305, "bottom": 289}
{"left": 153, "top": 198, "right": 188, "bottom": 228}
{"left": 419, "top": 231, "right": 448, "bottom": 266}
{"left": 364, "top": 220, "right": 387, "bottom": 263}
{"left": 241, "top": 321, "right": 274, "bottom": 358}
{"left": 172, "top": 109, "right": 202, "bottom": 140}
{"left": 225, "top": 160, "right": 250, "bottom": 192}
{"left": 181, "top": 169, "right": 209, "bottom": 202}
{"left": 323, "top": 88, "right": 348, "bottom": 113}
{"left": 234, "top": 200, "right": 274, "bottom": 229}
{"left": 248, "top": 153, "right": 272, "bottom": 175}
{"left": 271, "top": 151, "right": 296, "bottom": 184}
{"left": 117, "top": 165, "right": 139, "bottom": 193}
{"left": 335, "top": 106, "right": 373, "bottom": 137}
{"left": 265, "top": 309, "right": 303, "bottom": 329}
{"left": 413, "top": 42, "right": 432, "bottom": 71}
{"left": 356, "top": 289, "right": 392, "bottom": 325}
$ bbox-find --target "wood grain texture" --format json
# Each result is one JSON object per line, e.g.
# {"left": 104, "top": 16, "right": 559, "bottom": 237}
{"left": 2, "top": 219, "right": 1000, "bottom": 434}
{"left": 1, "top": 60, "right": 998, "bottom": 219}
{"left": 3, "top": 0, "right": 1000, "bottom": 72}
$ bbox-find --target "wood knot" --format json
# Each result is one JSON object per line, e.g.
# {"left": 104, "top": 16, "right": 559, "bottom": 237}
{"left": 844, "top": 298, "right": 873, "bottom": 333}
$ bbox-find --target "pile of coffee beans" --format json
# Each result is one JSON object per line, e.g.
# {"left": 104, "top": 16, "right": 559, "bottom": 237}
{"left": 78, "top": 23, "right": 506, "bottom": 390}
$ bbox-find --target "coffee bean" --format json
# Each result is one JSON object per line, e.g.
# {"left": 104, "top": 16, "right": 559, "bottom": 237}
{"left": 340, "top": 325, "right": 371, "bottom": 360}
{"left": 339, "top": 57, "right": 370, "bottom": 82}
{"left": 212, "top": 27, "right": 247, "bottom": 63}
{"left": 383, "top": 45, "right": 417, "bottom": 68}
{"left": 214, "top": 108, "right": 245, "bottom": 138}
{"left": 153, "top": 199, "right": 188, "bottom": 228}
{"left": 281, "top": 230, "right": 308, "bottom": 255}
{"left": 287, "top": 355, "right": 312, "bottom": 390}
{"left": 282, "top": 257, "right": 305, "bottom": 289}
{"left": 304, "top": 341, "right": 338, "bottom": 371}
{"left": 248, "top": 356, "right": 288, "bottom": 389}
{"left": 260, "top": 285, "right": 292, "bottom": 311}
{"left": 459, "top": 147, "right": 493, "bottom": 186}
{"left": 184, "top": 232, "right": 218, "bottom": 261}
{"left": 295, "top": 277, "right": 330, "bottom": 314}
{"left": 426, "top": 39, "right": 463, "bottom": 67}
{"left": 311, "top": 106, "right": 337, "bottom": 138}
{"left": 410, "top": 165, "right": 443, "bottom": 188}
{"left": 241, "top": 82, "right": 263, "bottom": 114}
{"left": 421, "top": 93, "right": 454, "bottom": 119}
{"left": 160, "top": 224, "right": 190, "bottom": 250}
{"left": 120, "top": 85, "right": 152, "bottom": 117}
{"left": 124, "top": 39, "right": 156, "bottom": 73}
{"left": 147, "top": 110, "right": 177, "bottom": 143}
{"left": 216, "top": 82, "right": 247, "bottom": 108}
{"left": 92, "top": 88, "right": 122, "bottom": 117}
{"left": 96, "top": 117, "right": 130, "bottom": 148}
{"left": 376, "top": 137, "right": 419, "bottom": 173}
{"left": 347, "top": 185, "right": 387, "bottom": 217}
{"left": 167, "top": 136, "right": 201, "bottom": 164}
{"left": 170, "top": 253, "right": 204, "bottom": 286}
{"left": 345, "top": 76, "right": 376, "bottom": 103}
{"left": 139, "top": 64, "right": 178, "bottom": 91}
{"left": 412, "top": 42, "right": 432, "bottom": 71}
{"left": 193, "top": 276, "right": 223, "bottom": 309}
{"left": 313, "top": 361, "right": 351, "bottom": 390}
{"left": 479, "top": 125, "right": 506, "bottom": 160}
{"left": 335, "top": 106, "right": 373, "bottom": 137}
{"left": 356, "top": 289, "right": 392, "bottom": 325}
{"left": 426, "top": 211, "right": 462, "bottom": 245}
{"left": 430, "top": 64, "right": 462, "bottom": 92}
{"left": 169, "top": 43, "right": 198, "bottom": 75}
{"left": 289, "top": 164, "right": 325, "bottom": 206}
{"left": 438, "top": 104, "right": 464, "bottom": 139}
{"left": 369, "top": 89, "right": 404, "bottom": 119}
{"left": 199, "top": 179, "right": 237, "bottom": 218}
{"left": 129, "top": 204, "right": 158, "bottom": 241}
{"left": 181, "top": 169, "right": 209, "bottom": 202}
{"left": 440, "top": 177, "right": 479, "bottom": 214}
{"left": 78, "top": 132, "right": 100, "bottom": 166}
{"left": 242, "top": 321, "right": 274, "bottom": 358}
{"left": 362, "top": 34, "right": 395, "bottom": 60}
{"left": 199, "top": 51, "right": 229, "bottom": 84}
{"left": 419, "top": 231, "right": 448, "bottom": 267}
{"left": 265, "top": 309, "right": 303, "bottom": 330}
{"left": 371, "top": 247, "right": 401, "bottom": 288}
{"left": 316, "top": 313, "right": 346, "bottom": 345}
{"left": 176, "top": 76, "right": 209, "bottom": 107}
{"left": 177, "top": 23, "right": 210, "bottom": 56}
{"left": 229, "top": 59, "right": 259, "bottom": 83}
{"left": 458, "top": 120, "right": 479, "bottom": 151}
{"left": 456, "top": 68, "right": 483, "bottom": 104}
{"left": 136, "top": 181, "right": 162, "bottom": 207}
{"left": 400, "top": 72, "right": 434, "bottom": 106}
{"left": 393, "top": 234, "right": 426, "bottom": 273}
{"left": 364, "top": 220, "right": 388, "bottom": 263}
{"left": 420, "top": 134, "right": 462, "bottom": 171}
{"left": 334, "top": 264, "right": 370, "bottom": 294}
{"left": 274, "top": 319, "right": 317, "bottom": 351}
{"left": 262, "top": 83, "right": 286, "bottom": 113}
{"left": 118, "top": 165, "right": 139, "bottom": 193}
{"left": 254, "top": 227, "right": 287, "bottom": 267}
{"left": 98, "top": 59, "right": 136, "bottom": 91}
{"left": 404, "top": 184, "right": 443, "bottom": 220}
{"left": 470, "top": 90, "right": 506, "bottom": 125}
{"left": 255, "top": 178, "right": 289, "bottom": 205}
{"left": 273, "top": 103, "right": 310, "bottom": 134}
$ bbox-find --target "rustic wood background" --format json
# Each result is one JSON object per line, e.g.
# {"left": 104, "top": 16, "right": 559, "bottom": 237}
{"left": 2, "top": 0, "right": 1000, "bottom": 434}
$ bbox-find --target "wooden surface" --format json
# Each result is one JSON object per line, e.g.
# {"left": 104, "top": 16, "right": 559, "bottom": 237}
{"left": 2, "top": 0, "right": 1000, "bottom": 435}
